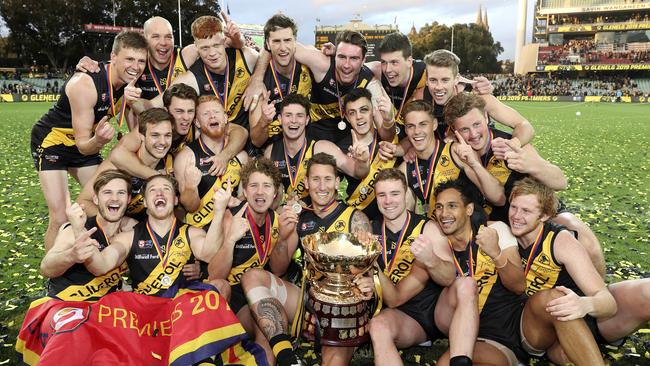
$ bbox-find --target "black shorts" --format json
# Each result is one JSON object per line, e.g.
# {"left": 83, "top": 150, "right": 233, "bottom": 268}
{"left": 31, "top": 126, "right": 102, "bottom": 171}
{"left": 584, "top": 314, "right": 626, "bottom": 347}
{"left": 397, "top": 282, "right": 445, "bottom": 341}
{"left": 229, "top": 283, "right": 248, "bottom": 314}
{"left": 479, "top": 300, "right": 529, "bottom": 363}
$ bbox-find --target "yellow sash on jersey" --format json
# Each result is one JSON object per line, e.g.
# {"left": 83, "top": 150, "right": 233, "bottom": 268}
{"left": 310, "top": 79, "right": 370, "bottom": 122}
{"left": 224, "top": 50, "right": 251, "bottom": 122}
{"left": 423, "top": 142, "right": 462, "bottom": 218}
{"left": 284, "top": 140, "right": 315, "bottom": 201}
{"left": 321, "top": 206, "right": 356, "bottom": 234}
{"left": 171, "top": 48, "right": 187, "bottom": 79}
{"left": 41, "top": 127, "right": 76, "bottom": 148}
{"left": 347, "top": 135, "right": 397, "bottom": 210}
{"left": 134, "top": 225, "right": 193, "bottom": 295}
{"left": 383, "top": 220, "right": 425, "bottom": 284}
{"left": 393, "top": 73, "right": 427, "bottom": 126}
{"left": 268, "top": 64, "right": 312, "bottom": 139}
{"left": 483, "top": 154, "right": 512, "bottom": 215}
{"left": 524, "top": 229, "right": 562, "bottom": 297}
{"left": 55, "top": 263, "right": 127, "bottom": 301}
{"left": 473, "top": 244, "right": 498, "bottom": 313}
{"left": 127, "top": 154, "right": 174, "bottom": 216}
{"left": 227, "top": 216, "right": 280, "bottom": 285}
{"left": 185, "top": 158, "right": 242, "bottom": 227}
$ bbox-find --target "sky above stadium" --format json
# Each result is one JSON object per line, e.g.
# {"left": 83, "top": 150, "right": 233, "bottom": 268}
{"left": 0, "top": 0, "right": 533, "bottom": 61}
{"left": 226, "top": 0, "right": 534, "bottom": 61}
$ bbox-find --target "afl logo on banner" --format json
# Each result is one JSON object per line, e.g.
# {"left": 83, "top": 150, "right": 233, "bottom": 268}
{"left": 50, "top": 307, "right": 90, "bottom": 333}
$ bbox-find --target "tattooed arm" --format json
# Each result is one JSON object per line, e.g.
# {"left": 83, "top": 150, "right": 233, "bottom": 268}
{"left": 350, "top": 210, "right": 371, "bottom": 233}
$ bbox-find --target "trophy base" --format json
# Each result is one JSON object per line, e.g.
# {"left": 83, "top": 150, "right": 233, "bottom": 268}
{"left": 302, "top": 288, "right": 370, "bottom": 347}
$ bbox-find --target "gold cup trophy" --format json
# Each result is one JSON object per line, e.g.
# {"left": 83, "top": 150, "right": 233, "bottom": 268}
{"left": 301, "top": 232, "right": 381, "bottom": 347}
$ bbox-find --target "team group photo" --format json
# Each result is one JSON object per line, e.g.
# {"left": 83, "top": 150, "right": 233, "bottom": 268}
{"left": 0, "top": 0, "right": 648, "bottom": 365}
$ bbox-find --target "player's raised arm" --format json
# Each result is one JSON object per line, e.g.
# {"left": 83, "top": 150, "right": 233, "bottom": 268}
{"left": 109, "top": 130, "right": 159, "bottom": 179}
{"left": 84, "top": 230, "right": 133, "bottom": 276}
{"left": 294, "top": 42, "right": 332, "bottom": 82}
{"left": 68, "top": 74, "right": 114, "bottom": 155}
{"left": 207, "top": 202, "right": 248, "bottom": 280}
{"left": 270, "top": 205, "right": 299, "bottom": 276}
{"left": 452, "top": 130, "right": 506, "bottom": 206}
{"left": 503, "top": 140, "right": 568, "bottom": 191}
{"left": 192, "top": 177, "right": 234, "bottom": 262}
{"left": 174, "top": 147, "right": 202, "bottom": 212}
{"left": 410, "top": 221, "right": 456, "bottom": 287}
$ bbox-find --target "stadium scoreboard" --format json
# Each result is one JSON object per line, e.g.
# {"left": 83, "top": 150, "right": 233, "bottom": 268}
{"left": 314, "top": 18, "right": 398, "bottom": 62}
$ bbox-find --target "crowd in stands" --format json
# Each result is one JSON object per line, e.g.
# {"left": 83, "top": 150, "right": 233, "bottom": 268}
{"left": 549, "top": 12, "right": 650, "bottom": 26}
{"left": 538, "top": 40, "right": 650, "bottom": 65}
{"left": 493, "top": 74, "right": 648, "bottom": 97}
{"left": 1, "top": 71, "right": 62, "bottom": 94}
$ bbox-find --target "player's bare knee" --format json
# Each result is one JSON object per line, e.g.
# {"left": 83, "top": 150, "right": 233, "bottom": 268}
{"left": 209, "top": 279, "right": 231, "bottom": 300}
{"left": 529, "top": 289, "right": 562, "bottom": 316}
{"left": 368, "top": 312, "right": 395, "bottom": 338}
{"left": 454, "top": 276, "right": 478, "bottom": 301}
{"left": 241, "top": 268, "right": 269, "bottom": 292}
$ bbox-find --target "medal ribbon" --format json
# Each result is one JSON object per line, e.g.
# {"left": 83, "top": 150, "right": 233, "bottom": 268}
{"left": 146, "top": 218, "right": 178, "bottom": 268}
{"left": 481, "top": 130, "right": 494, "bottom": 167}
{"left": 335, "top": 76, "right": 359, "bottom": 119}
{"left": 392, "top": 65, "right": 413, "bottom": 119}
{"left": 448, "top": 238, "right": 475, "bottom": 278}
{"left": 368, "top": 131, "right": 379, "bottom": 161}
{"left": 382, "top": 212, "right": 411, "bottom": 272}
{"left": 283, "top": 138, "right": 307, "bottom": 189}
{"left": 245, "top": 207, "right": 272, "bottom": 264}
{"left": 147, "top": 52, "right": 175, "bottom": 96}
{"left": 95, "top": 219, "right": 111, "bottom": 247}
{"left": 270, "top": 60, "right": 296, "bottom": 99}
{"left": 305, "top": 199, "right": 338, "bottom": 213}
{"left": 204, "top": 60, "right": 229, "bottom": 108}
{"left": 414, "top": 139, "right": 440, "bottom": 200}
{"left": 106, "top": 64, "right": 127, "bottom": 128}
{"left": 524, "top": 226, "right": 545, "bottom": 276}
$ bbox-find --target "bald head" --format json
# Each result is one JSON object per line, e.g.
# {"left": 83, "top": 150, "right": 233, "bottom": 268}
{"left": 143, "top": 16, "right": 174, "bottom": 67}
{"left": 144, "top": 16, "right": 173, "bottom": 36}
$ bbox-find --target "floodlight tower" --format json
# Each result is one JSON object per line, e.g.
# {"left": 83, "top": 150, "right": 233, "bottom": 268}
{"left": 515, "top": 0, "right": 527, "bottom": 74}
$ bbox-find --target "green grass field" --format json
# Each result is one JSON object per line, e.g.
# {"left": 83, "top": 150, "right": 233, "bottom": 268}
{"left": 0, "top": 101, "right": 648, "bottom": 364}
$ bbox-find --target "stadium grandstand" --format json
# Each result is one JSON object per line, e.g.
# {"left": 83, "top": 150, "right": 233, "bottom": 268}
{"left": 500, "top": 0, "right": 650, "bottom": 101}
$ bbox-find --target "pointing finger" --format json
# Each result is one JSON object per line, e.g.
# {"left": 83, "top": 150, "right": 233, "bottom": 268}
{"left": 78, "top": 227, "right": 98, "bottom": 241}
{"left": 235, "top": 202, "right": 249, "bottom": 217}
{"left": 351, "top": 130, "right": 358, "bottom": 146}
{"left": 454, "top": 130, "right": 468, "bottom": 145}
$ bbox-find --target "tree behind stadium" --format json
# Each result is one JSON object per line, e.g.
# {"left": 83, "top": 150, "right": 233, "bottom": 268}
{"left": 411, "top": 22, "right": 503, "bottom": 74}
{"left": 0, "top": 0, "right": 218, "bottom": 71}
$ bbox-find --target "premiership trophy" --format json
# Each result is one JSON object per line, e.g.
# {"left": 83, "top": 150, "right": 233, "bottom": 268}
{"left": 302, "top": 232, "right": 381, "bottom": 346}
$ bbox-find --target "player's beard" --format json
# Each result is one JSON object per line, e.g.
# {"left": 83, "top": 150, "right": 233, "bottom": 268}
{"left": 98, "top": 203, "right": 127, "bottom": 223}
{"left": 203, "top": 124, "right": 226, "bottom": 141}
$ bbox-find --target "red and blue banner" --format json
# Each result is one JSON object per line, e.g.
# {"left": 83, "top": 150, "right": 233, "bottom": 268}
{"left": 16, "top": 287, "right": 268, "bottom": 365}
